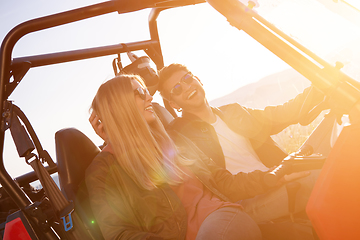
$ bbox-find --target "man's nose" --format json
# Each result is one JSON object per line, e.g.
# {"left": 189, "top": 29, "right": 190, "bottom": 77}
{"left": 181, "top": 81, "right": 191, "bottom": 92}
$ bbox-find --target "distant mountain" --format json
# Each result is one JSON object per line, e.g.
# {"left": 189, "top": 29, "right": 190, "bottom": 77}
{"left": 211, "top": 36, "right": 360, "bottom": 108}
{"left": 209, "top": 68, "right": 339, "bottom": 154}
{"left": 210, "top": 68, "right": 311, "bottom": 108}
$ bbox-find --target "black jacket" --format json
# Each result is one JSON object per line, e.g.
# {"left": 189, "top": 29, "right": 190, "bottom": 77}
{"left": 167, "top": 86, "right": 326, "bottom": 169}
{"left": 86, "top": 132, "right": 272, "bottom": 240}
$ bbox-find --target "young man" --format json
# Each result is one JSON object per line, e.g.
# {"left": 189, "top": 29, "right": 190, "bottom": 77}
{"left": 158, "top": 63, "right": 328, "bottom": 223}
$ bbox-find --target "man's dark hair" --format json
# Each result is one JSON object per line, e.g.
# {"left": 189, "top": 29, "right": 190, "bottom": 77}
{"left": 158, "top": 63, "right": 190, "bottom": 100}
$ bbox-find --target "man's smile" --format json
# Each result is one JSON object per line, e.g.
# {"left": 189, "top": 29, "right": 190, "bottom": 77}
{"left": 187, "top": 89, "right": 197, "bottom": 100}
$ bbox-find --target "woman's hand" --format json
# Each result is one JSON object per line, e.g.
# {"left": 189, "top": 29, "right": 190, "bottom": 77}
{"left": 89, "top": 111, "right": 108, "bottom": 142}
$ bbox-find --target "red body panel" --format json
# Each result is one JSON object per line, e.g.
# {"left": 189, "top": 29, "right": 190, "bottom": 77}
{"left": 307, "top": 123, "right": 360, "bottom": 240}
{"left": 3, "top": 217, "right": 32, "bottom": 240}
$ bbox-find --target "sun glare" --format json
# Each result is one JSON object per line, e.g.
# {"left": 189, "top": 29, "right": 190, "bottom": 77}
{"left": 345, "top": 0, "right": 360, "bottom": 11}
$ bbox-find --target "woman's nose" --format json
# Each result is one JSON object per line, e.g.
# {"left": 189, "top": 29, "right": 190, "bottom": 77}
{"left": 146, "top": 91, "right": 153, "bottom": 102}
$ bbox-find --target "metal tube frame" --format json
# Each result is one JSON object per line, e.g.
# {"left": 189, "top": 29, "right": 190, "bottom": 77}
{"left": 0, "top": 0, "right": 169, "bottom": 219}
{"left": 0, "top": 0, "right": 205, "bottom": 215}
{"left": 1, "top": 0, "right": 359, "bottom": 237}
{"left": 206, "top": 0, "right": 360, "bottom": 114}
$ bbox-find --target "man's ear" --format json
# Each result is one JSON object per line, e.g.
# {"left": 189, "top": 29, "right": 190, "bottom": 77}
{"left": 169, "top": 100, "right": 181, "bottom": 111}
{"left": 195, "top": 76, "right": 203, "bottom": 86}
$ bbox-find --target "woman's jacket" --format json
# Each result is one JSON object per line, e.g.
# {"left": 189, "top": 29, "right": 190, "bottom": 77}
{"left": 85, "top": 131, "right": 271, "bottom": 240}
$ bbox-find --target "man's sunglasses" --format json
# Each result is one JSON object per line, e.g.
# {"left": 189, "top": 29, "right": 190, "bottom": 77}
{"left": 170, "top": 72, "right": 194, "bottom": 97}
{"left": 134, "top": 87, "right": 150, "bottom": 100}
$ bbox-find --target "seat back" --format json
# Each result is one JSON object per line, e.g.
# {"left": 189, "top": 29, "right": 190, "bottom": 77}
{"left": 306, "top": 123, "right": 360, "bottom": 239}
{"left": 55, "top": 128, "right": 103, "bottom": 240}
{"left": 152, "top": 102, "right": 175, "bottom": 128}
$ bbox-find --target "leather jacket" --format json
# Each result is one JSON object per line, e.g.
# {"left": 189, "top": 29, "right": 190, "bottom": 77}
{"left": 86, "top": 150, "right": 187, "bottom": 240}
{"left": 167, "top": 86, "right": 326, "bottom": 169}
{"left": 85, "top": 132, "right": 272, "bottom": 240}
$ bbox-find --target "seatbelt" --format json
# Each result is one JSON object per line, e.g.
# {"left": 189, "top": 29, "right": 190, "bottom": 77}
{"left": 27, "top": 156, "right": 91, "bottom": 240}
{"left": 6, "top": 101, "right": 93, "bottom": 239}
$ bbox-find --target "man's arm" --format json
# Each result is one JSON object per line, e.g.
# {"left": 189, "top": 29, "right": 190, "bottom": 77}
{"left": 223, "top": 85, "right": 327, "bottom": 137}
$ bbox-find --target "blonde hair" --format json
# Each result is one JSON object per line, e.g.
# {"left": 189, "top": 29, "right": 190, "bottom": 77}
{"left": 91, "top": 75, "right": 190, "bottom": 190}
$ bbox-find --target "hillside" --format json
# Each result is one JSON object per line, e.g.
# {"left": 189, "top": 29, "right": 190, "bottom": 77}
{"left": 210, "top": 69, "right": 325, "bottom": 154}
{"left": 210, "top": 68, "right": 311, "bottom": 108}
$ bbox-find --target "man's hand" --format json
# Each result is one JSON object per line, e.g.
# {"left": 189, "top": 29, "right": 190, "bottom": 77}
{"left": 89, "top": 111, "right": 108, "bottom": 142}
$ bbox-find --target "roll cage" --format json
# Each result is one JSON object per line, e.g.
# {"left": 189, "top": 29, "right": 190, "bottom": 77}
{"left": 1, "top": 0, "right": 360, "bottom": 239}
{"left": 0, "top": 0, "right": 205, "bottom": 216}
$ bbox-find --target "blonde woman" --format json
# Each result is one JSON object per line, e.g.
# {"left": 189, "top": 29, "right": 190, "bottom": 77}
{"left": 86, "top": 75, "right": 292, "bottom": 240}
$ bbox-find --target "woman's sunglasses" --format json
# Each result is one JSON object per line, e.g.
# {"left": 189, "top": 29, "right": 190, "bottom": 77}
{"left": 134, "top": 87, "right": 150, "bottom": 100}
{"left": 170, "top": 72, "right": 194, "bottom": 97}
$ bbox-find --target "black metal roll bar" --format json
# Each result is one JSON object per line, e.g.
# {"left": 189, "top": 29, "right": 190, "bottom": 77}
{"left": 1, "top": 0, "right": 360, "bottom": 235}
{"left": 0, "top": 0, "right": 203, "bottom": 217}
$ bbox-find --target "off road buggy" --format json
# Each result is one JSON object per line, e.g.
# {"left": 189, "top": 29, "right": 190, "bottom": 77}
{"left": 1, "top": 0, "right": 360, "bottom": 239}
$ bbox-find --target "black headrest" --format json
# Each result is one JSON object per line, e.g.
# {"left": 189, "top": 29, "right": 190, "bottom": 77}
{"left": 121, "top": 56, "right": 159, "bottom": 87}
{"left": 117, "top": 52, "right": 159, "bottom": 95}
{"left": 55, "top": 128, "right": 100, "bottom": 200}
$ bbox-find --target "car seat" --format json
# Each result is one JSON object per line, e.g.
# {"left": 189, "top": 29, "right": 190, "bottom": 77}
{"left": 55, "top": 128, "right": 104, "bottom": 240}
{"left": 152, "top": 102, "right": 175, "bottom": 128}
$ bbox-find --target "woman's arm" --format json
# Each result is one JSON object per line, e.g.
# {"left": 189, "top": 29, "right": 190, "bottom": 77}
{"left": 172, "top": 130, "right": 272, "bottom": 202}
{"left": 203, "top": 156, "right": 271, "bottom": 202}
